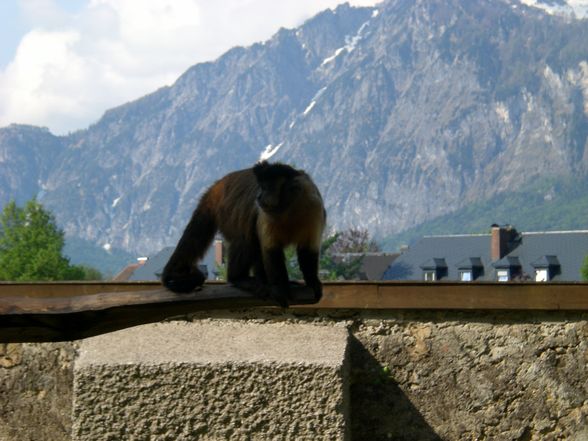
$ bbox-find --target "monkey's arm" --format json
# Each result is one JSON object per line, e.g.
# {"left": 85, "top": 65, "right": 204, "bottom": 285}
{"left": 261, "top": 247, "right": 291, "bottom": 308}
{"left": 297, "top": 246, "right": 322, "bottom": 301}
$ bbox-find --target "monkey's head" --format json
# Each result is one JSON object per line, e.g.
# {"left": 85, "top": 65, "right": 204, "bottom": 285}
{"left": 253, "top": 161, "right": 302, "bottom": 215}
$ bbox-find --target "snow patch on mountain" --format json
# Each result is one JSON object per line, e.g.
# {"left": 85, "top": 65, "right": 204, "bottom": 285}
{"left": 302, "top": 87, "right": 328, "bottom": 116}
{"left": 303, "top": 101, "right": 317, "bottom": 115}
{"left": 321, "top": 13, "right": 376, "bottom": 66}
{"left": 519, "top": 0, "right": 588, "bottom": 18}
{"left": 260, "top": 142, "right": 284, "bottom": 161}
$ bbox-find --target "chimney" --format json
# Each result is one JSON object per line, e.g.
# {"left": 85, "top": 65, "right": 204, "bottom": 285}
{"left": 214, "top": 238, "right": 224, "bottom": 267}
{"left": 491, "top": 224, "right": 510, "bottom": 261}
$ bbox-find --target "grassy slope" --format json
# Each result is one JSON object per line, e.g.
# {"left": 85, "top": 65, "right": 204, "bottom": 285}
{"left": 381, "top": 176, "right": 588, "bottom": 251}
{"left": 63, "top": 237, "right": 135, "bottom": 279}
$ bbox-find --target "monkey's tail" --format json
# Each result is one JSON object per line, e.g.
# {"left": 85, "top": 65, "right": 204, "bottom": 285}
{"left": 161, "top": 199, "right": 217, "bottom": 293}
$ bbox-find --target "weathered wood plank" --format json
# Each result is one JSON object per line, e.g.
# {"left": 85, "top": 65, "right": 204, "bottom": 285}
{"left": 2, "top": 281, "right": 588, "bottom": 313}
{"left": 0, "top": 281, "right": 161, "bottom": 299}
{"left": 1, "top": 281, "right": 588, "bottom": 343}
{"left": 0, "top": 283, "right": 317, "bottom": 342}
{"left": 375, "top": 282, "right": 588, "bottom": 310}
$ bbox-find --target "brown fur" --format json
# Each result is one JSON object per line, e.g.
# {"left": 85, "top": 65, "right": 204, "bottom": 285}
{"left": 162, "top": 161, "right": 326, "bottom": 307}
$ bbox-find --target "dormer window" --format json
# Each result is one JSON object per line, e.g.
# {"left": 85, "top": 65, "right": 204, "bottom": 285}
{"left": 420, "top": 258, "right": 447, "bottom": 282}
{"left": 496, "top": 269, "right": 510, "bottom": 282}
{"left": 535, "top": 269, "right": 548, "bottom": 282}
{"left": 459, "top": 270, "right": 472, "bottom": 282}
{"left": 423, "top": 270, "right": 437, "bottom": 282}
{"left": 531, "top": 255, "right": 560, "bottom": 282}
{"left": 456, "top": 257, "right": 484, "bottom": 282}
{"left": 493, "top": 256, "right": 521, "bottom": 282}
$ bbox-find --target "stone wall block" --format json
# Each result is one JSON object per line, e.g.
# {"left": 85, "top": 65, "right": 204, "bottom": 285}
{"left": 72, "top": 321, "right": 350, "bottom": 441}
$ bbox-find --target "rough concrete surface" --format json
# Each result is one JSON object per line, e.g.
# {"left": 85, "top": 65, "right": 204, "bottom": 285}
{"left": 73, "top": 321, "right": 350, "bottom": 441}
{"left": 3, "top": 310, "right": 588, "bottom": 441}
{"left": 0, "top": 342, "right": 77, "bottom": 441}
{"left": 349, "top": 311, "right": 588, "bottom": 441}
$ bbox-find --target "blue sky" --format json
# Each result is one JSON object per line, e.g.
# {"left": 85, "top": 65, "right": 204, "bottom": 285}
{"left": 0, "top": 1, "right": 86, "bottom": 67}
{"left": 0, "top": 2, "right": 20, "bottom": 67}
{"left": 0, "top": 0, "right": 379, "bottom": 135}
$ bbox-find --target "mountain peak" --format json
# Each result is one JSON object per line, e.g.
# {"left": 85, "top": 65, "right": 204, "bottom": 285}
{"left": 1, "top": 0, "right": 587, "bottom": 259}
{"left": 518, "top": 0, "right": 588, "bottom": 18}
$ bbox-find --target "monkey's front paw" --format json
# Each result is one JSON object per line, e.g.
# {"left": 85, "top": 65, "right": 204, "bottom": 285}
{"left": 269, "top": 285, "right": 290, "bottom": 308}
{"left": 309, "top": 281, "right": 323, "bottom": 303}
{"left": 162, "top": 271, "right": 205, "bottom": 293}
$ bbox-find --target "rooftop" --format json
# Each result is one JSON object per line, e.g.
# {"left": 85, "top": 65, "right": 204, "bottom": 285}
{"left": 384, "top": 227, "right": 588, "bottom": 282}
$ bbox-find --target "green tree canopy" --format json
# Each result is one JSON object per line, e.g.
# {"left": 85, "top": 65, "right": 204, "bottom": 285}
{"left": 318, "top": 233, "right": 363, "bottom": 281}
{"left": 0, "top": 199, "right": 102, "bottom": 281}
{"left": 581, "top": 255, "right": 588, "bottom": 281}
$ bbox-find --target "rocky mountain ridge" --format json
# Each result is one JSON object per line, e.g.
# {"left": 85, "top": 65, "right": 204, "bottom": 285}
{"left": 0, "top": 0, "right": 587, "bottom": 259}
{"left": 520, "top": 0, "right": 588, "bottom": 18}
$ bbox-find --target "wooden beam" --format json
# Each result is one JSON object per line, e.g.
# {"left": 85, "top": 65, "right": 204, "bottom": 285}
{"left": 1, "top": 281, "right": 587, "bottom": 343}
{"left": 314, "top": 281, "right": 588, "bottom": 310}
{"left": 0, "top": 282, "right": 316, "bottom": 342}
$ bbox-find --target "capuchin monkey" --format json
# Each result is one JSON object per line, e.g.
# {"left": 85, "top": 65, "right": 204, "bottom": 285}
{"left": 161, "top": 161, "right": 326, "bottom": 307}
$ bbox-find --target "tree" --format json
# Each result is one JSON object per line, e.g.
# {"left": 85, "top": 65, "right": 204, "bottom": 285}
{"left": 581, "top": 255, "right": 588, "bottom": 281}
{"left": 289, "top": 228, "right": 378, "bottom": 281}
{"left": 0, "top": 199, "right": 102, "bottom": 281}
{"left": 327, "top": 228, "right": 381, "bottom": 254}
{"left": 319, "top": 233, "right": 361, "bottom": 280}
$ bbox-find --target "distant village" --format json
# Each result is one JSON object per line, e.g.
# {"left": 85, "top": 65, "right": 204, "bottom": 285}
{"left": 115, "top": 225, "right": 588, "bottom": 283}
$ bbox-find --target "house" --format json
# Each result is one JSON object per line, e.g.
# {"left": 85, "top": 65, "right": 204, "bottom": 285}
{"left": 382, "top": 225, "right": 588, "bottom": 282}
{"left": 113, "top": 239, "right": 224, "bottom": 282}
{"left": 111, "top": 260, "right": 146, "bottom": 282}
{"left": 333, "top": 252, "right": 399, "bottom": 280}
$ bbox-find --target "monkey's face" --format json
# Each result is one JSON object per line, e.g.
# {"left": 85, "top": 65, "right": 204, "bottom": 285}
{"left": 253, "top": 161, "right": 303, "bottom": 215}
{"left": 256, "top": 177, "right": 300, "bottom": 215}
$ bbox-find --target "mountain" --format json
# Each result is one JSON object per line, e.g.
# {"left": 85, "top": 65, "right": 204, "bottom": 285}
{"left": 0, "top": 125, "right": 64, "bottom": 206}
{"left": 0, "top": 0, "right": 588, "bottom": 264}
{"left": 520, "top": 0, "right": 588, "bottom": 18}
{"left": 382, "top": 175, "right": 588, "bottom": 251}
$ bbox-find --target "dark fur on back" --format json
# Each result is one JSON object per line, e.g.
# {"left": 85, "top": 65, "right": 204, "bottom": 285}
{"left": 253, "top": 161, "right": 301, "bottom": 183}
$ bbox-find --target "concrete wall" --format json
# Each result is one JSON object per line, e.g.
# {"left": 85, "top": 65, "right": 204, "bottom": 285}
{"left": 1, "top": 309, "right": 587, "bottom": 440}
{"left": 348, "top": 310, "right": 588, "bottom": 440}
{"left": 0, "top": 341, "right": 77, "bottom": 441}
{"left": 73, "top": 322, "right": 350, "bottom": 441}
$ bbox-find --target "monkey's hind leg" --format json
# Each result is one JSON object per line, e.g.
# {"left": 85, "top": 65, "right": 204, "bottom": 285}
{"left": 226, "top": 240, "right": 267, "bottom": 298}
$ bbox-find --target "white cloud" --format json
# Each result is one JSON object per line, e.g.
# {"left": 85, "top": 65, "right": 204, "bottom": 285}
{"left": 19, "top": 0, "right": 71, "bottom": 27}
{"left": 0, "top": 0, "right": 380, "bottom": 134}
